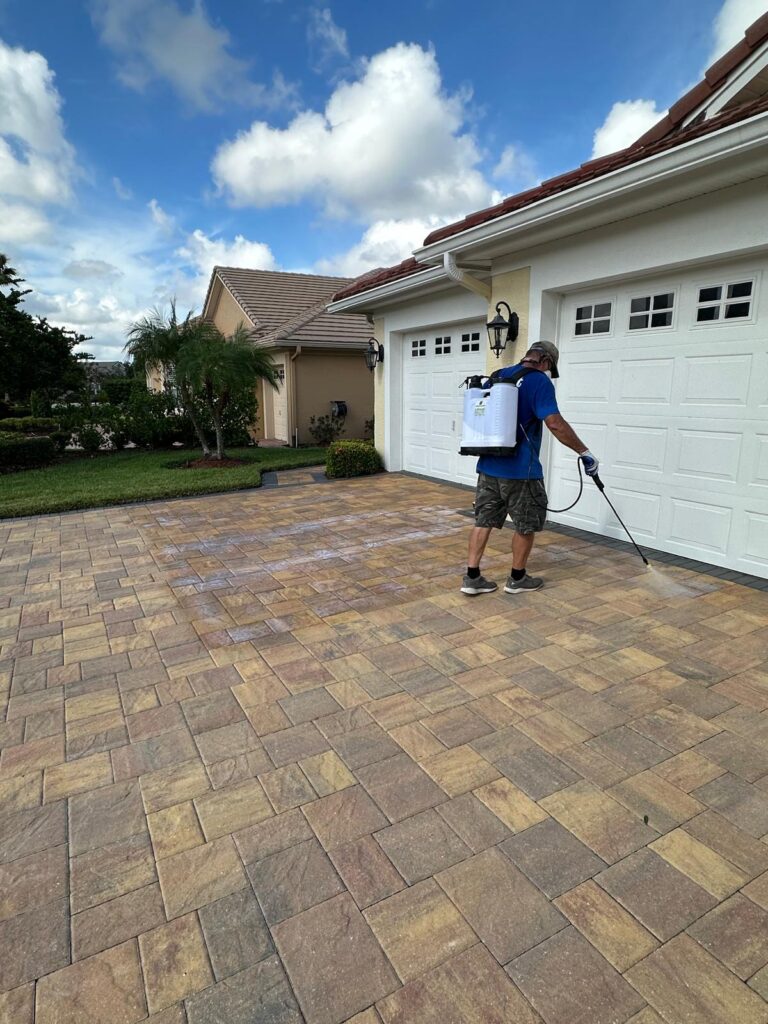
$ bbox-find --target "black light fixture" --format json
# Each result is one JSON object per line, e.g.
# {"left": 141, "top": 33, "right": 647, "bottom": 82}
{"left": 364, "top": 338, "right": 384, "bottom": 371}
{"left": 486, "top": 300, "right": 519, "bottom": 358}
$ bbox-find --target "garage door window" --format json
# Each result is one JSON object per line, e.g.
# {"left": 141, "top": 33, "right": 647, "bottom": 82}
{"left": 411, "top": 339, "right": 426, "bottom": 357}
{"left": 435, "top": 335, "right": 452, "bottom": 355}
{"left": 629, "top": 292, "right": 674, "bottom": 330}
{"left": 461, "top": 331, "right": 481, "bottom": 352}
{"left": 575, "top": 302, "right": 612, "bottom": 336}
{"left": 696, "top": 280, "right": 753, "bottom": 322}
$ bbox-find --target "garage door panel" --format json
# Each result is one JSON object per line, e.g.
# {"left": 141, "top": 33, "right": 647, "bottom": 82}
{"left": 554, "top": 477, "right": 602, "bottom": 524}
{"left": 681, "top": 354, "right": 752, "bottom": 406}
{"left": 669, "top": 498, "right": 733, "bottom": 554}
{"left": 618, "top": 359, "right": 674, "bottom": 404}
{"left": 608, "top": 489, "right": 661, "bottom": 537}
{"left": 432, "top": 372, "right": 460, "bottom": 399}
{"left": 405, "top": 443, "right": 429, "bottom": 472}
{"left": 675, "top": 429, "right": 742, "bottom": 482}
{"left": 408, "top": 409, "right": 429, "bottom": 436}
{"left": 744, "top": 511, "right": 768, "bottom": 566}
{"left": 752, "top": 435, "right": 768, "bottom": 486}
{"left": 613, "top": 426, "right": 667, "bottom": 472}
{"left": 430, "top": 411, "right": 454, "bottom": 440}
{"left": 561, "top": 362, "right": 612, "bottom": 401}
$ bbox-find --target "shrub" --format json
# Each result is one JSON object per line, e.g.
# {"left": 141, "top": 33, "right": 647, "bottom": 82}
{"left": 0, "top": 417, "right": 60, "bottom": 434}
{"left": 0, "top": 433, "right": 56, "bottom": 472}
{"left": 325, "top": 439, "right": 383, "bottom": 478}
{"left": 50, "top": 430, "right": 71, "bottom": 452}
{"left": 76, "top": 423, "right": 103, "bottom": 453}
{"left": 309, "top": 413, "right": 345, "bottom": 446}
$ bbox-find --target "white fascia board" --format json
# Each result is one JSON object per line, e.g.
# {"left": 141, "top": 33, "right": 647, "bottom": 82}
{"left": 684, "top": 41, "right": 768, "bottom": 125}
{"left": 326, "top": 266, "right": 448, "bottom": 314}
{"left": 412, "top": 111, "right": 768, "bottom": 263}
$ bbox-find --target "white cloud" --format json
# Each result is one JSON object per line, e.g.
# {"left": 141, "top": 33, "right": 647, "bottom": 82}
{"left": 0, "top": 200, "right": 51, "bottom": 246}
{"left": 307, "top": 8, "right": 350, "bottom": 71}
{"left": 591, "top": 99, "right": 666, "bottom": 157}
{"left": 0, "top": 38, "right": 76, "bottom": 206}
{"left": 90, "top": 0, "right": 297, "bottom": 111}
{"left": 212, "top": 42, "right": 495, "bottom": 223}
{"left": 707, "top": 0, "right": 766, "bottom": 65}
{"left": 492, "top": 144, "right": 539, "bottom": 192}
{"left": 175, "top": 227, "right": 277, "bottom": 301}
{"left": 148, "top": 197, "right": 174, "bottom": 232}
{"left": 112, "top": 176, "right": 133, "bottom": 200}
{"left": 315, "top": 218, "right": 438, "bottom": 277}
{"left": 63, "top": 259, "right": 123, "bottom": 280}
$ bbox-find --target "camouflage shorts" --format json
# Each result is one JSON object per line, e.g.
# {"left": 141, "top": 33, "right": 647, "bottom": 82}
{"left": 473, "top": 473, "right": 547, "bottom": 532}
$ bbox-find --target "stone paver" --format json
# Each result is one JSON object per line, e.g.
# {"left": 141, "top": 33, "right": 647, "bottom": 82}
{"left": 1, "top": 471, "right": 768, "bottom": 1021}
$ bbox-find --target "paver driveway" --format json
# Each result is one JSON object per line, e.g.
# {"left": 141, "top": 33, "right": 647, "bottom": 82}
{"left": 1, "top": 470, "right": 768, "bottom": 1024}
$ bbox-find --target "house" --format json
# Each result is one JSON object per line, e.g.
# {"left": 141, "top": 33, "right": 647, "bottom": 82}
{"left": 86, "top": 361, "right": 126, "bottom": 394}
{"left": 328, "top": 13, "right": 768, "bottom": 579}
{"left": 201, "top": 267, "right": 374, "bottom": 444}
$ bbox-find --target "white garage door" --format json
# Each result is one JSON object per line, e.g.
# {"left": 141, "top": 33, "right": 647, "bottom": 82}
{"left": 548, "top": 261, "right": 768, "bottom": 577}
{"left": 403, "top": 325, "right": 487, "bottom": 488}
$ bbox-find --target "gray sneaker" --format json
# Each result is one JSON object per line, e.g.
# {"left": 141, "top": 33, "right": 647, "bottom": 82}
{"left": 461, "top": 574, "right": 498, "bottom": 595}
{"left": 504, "top": 574, "right": 544, "bottom": 594}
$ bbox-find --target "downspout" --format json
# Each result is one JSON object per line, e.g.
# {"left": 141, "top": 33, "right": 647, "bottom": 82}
{"left": 290, "top": 345, "right": 301, "bottom": 446}
{"left": 443, "top": 252, "right": 492, "bottom": 300}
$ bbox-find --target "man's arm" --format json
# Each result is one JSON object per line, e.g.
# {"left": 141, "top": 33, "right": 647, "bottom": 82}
{"left": 544, "top": 412, "right": 588, "bottom": 454}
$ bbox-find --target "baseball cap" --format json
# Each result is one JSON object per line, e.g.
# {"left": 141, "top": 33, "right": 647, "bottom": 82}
{"left": 527, "top": 341, "right": 560, "bottom": 378}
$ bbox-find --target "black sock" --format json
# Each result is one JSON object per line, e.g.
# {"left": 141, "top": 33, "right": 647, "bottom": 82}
{"left": 467, "top": 567, "right": 481, "bottom": 579}
{"left": 511, "top": 568, "right": 526, "bottom": 581}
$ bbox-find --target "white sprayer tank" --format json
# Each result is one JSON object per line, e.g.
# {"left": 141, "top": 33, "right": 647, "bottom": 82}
{"left": 459, "top": 381, "right": 519, "bottom": 456}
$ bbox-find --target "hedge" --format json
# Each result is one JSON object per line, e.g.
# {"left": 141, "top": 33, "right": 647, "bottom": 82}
{"left": 0, "top": 417, "right": 60, "bottom": 434}
{"left": 0, "top": 434, "right": 56, "bottom": 472}
{"left": 325, "top": 439, "right": 383, "bottom": 478}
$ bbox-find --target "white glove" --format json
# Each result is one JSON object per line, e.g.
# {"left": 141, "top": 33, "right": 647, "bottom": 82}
{"left": 580, "top": 451, "right": 600, "bottom": 477}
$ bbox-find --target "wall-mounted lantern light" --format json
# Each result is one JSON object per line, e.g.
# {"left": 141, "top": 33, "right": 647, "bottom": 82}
{"left": 364, "top": 338, "right": 384, "bottom": 372}
{"left": 486, "top": 301, "right": 519, "bottom": 358}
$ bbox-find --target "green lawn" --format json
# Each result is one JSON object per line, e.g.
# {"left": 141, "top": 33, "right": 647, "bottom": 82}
{"left": 0, "top": 447, "right": 327, "bottom": 519}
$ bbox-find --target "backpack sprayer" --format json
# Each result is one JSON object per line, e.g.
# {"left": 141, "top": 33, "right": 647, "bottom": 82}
{"left": 459, "top": 371, "right": 649, "bottom": 565}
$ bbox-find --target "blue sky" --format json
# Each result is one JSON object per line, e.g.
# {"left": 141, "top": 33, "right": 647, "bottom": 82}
{"left": 0, "top": 0, "right": 762, "bottom": 358}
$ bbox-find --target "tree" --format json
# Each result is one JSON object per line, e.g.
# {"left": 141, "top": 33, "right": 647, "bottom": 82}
{"left": 0, "top": 254, "right": 91, "bottom": 403}
{"left": 125, "top": 305, "right": 278, "bottom": 460}
{"left": 177, "top": 323, "right": 278, "bottom": 459}
{"left": 125, "top": 302, "right": 215, "bottom": 457}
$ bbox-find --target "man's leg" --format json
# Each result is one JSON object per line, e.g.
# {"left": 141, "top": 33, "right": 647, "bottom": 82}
{"left": 504, "top": 479, "right": 546, "bottom": 593}
{"left": 468, "top": 525, "right": 493, "bottom": 569}
{"left": 511, "top": 530, "right": 535, "bottom": 572}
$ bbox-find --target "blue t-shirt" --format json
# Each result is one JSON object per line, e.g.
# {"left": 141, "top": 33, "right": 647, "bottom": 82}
{"left": 476, "top": 365, "right": 559, "bottom": 480}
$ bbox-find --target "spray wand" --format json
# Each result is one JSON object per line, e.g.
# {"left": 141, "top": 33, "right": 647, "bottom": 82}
{"left": 589, "top": 472, "right": 649, "bottom": 566}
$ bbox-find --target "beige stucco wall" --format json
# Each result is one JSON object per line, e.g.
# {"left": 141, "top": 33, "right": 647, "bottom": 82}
{"left": 295, "top": 350, "right": 374, "bottom": 445}
{"left": 487, "top": 267, "right": 531, "bottom": 373}
{"left": 208, "top": 282, "right": 252, "bottom": 336}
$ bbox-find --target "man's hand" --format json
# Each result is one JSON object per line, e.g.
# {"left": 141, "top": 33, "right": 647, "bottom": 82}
{"left": 580, "top": 451, "right": 600, "bottom": 477}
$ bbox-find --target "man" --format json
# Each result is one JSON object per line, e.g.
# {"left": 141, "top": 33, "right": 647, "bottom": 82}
{"left": 461, "top": 340, "right": 599, "bottom": 595}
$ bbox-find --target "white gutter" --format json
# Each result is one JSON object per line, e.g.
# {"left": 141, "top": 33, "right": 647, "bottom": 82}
{"left": 413, "top": 110, "right": 768, "bottom": 263}
{"left": 443, "top": 252, "right": 491, "bottom": 299}
{"left": 328, "top": 265, "right": 446, "bottom": 314}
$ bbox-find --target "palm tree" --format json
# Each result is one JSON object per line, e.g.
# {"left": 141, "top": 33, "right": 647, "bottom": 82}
{"left": 176, "top": 323, "right": 279, "bottom": 459}
{"left": 125, "top": 302, "right": 213, "bottom": 456}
